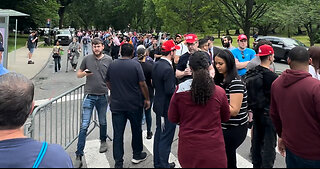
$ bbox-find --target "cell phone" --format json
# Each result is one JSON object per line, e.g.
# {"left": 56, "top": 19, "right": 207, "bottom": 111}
{"left": 85, "top": 70, "right": 92, "bottom": 73}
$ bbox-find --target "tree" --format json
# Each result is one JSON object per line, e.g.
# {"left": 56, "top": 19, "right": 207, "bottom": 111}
{"left": 57, "top": 0, "right": 74, "bottom": 28}
{"left": 218, "top": 0, "right": 273, "bottom": 47}
{"left": 152, "top": 0, "right": 218, "bottom": 34}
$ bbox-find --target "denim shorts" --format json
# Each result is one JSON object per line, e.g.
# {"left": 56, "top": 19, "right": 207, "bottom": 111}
{"left": 28, "top": 48, "right": 35, "bottom": 54}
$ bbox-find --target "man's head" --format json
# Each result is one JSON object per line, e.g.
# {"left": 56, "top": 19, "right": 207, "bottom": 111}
{"left": 175, "top": 34, "right": 182, "bottom": 44}
{"left": 237, "top": 34, "right": 248, "bottom": 50}
{"left": 199, "top": 39, "right": 210, "bottom": 52}
{"left": 161, "top": 40, "right": 180, "bottom": 59}
{"left": 185, "top": 34, "right": 199, "bottom": 54}
{"left": 287, "top": 46, "right": 310, "bottom": 69}
{"left": 205, "top": 36, "right": 214, "bottom": 49}
{"left": 0, "top": 73, "right": 34, "bottom": 130}
{"left": 92, "top": 38, "right": 105, "bottom": 57}
{"left": 223, "top": 36, "right": 233, "bottom": 48}
{"left": 256, "top": 45, "right": 275, "bottom": 64}
{"left": 121, "top": 43, "right": 134, "bottom": 58}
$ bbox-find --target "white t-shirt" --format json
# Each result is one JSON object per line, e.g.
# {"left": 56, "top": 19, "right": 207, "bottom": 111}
{"left": 309, "top": 65, "right": 320, "bottom": 80}
{"left": 176, "top": 42, "right": 189, "bottom": 56}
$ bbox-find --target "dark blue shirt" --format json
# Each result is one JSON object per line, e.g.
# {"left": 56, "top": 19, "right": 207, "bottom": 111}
{"left": 0, "top": 138, "right": 73, "bottom": 168}
{"left": 106, "top": 59, "right": 146, "bottom": 112}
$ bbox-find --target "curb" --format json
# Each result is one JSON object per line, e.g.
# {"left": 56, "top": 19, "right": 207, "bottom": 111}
{"left": 30, "top": 49, "right": 52, "bottom": 80}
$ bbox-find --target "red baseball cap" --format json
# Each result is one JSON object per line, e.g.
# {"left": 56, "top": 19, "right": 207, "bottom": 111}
{"left": 238, "top": 34, "right": 248, "bottom": 41}
{"left": 256, "top": 45, "right": 274, "bottom": 57}
{"left": 185, "top": 34, "right": 198, "bottom": 43}
{"left": 162, "top": 40, "right": 181, "bottom": 52}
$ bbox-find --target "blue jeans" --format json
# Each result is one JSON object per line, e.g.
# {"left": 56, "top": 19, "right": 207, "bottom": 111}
{"left": 112, "top": 109, "right": 144, "bottom": 167}
{"left": 76, "top": 94, "right": 108, "bottom": 156}
{"left": 143, "top": 99, "right": 153, "bottom": 132}
{"left": 154, "top": 114, "right": 176, "bottom": 168}
{"left": 83, "top": 45, "right": 89, "bottom": 56}
{"left": 286, "top": 148, "right": 320, "bottom": 168}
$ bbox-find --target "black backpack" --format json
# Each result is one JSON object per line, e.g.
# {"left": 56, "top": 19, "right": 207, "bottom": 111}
{"left": 245, "top": 68, "right": 266, "bottom": 111}
{"left": 83, "top": 38, "right": 89, "bottom": 44}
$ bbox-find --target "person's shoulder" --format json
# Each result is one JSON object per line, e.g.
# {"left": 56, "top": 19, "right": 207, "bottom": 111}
{"left": 44, "top": 144, "right": 73, "bottom": 167}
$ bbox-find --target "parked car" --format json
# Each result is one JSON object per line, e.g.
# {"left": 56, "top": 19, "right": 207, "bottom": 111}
{"left": 253, "top": 36, "right": 308, "bottom": 62}
{"left": 55, "top": 29, "right": 73, "bottom": 46}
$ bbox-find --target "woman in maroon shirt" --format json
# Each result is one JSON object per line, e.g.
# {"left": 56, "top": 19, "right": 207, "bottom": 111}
{"left": 168, "top": 51, "right": 230, "bottom": 168}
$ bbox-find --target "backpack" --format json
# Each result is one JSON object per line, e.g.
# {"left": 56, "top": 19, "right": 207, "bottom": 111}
{"left": 245, "top": 68, "right": 266, "bottom": 112}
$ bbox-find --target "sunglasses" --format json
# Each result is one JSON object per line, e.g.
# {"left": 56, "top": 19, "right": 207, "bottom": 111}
{"left": 241, "top": 51, "right": 245, "bottom": 59}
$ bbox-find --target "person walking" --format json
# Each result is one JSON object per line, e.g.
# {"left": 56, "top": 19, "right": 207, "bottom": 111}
{"left": 68, "top": 37, "right": 81, "bottom": 72}
{"left": 152, "top": 40, "right": 179, "bottom": 168}
{"left": 231, "top": 34, "right": 256, "bottom": 77}
{"left": 0, "top": 43, "right": 8, "bottom": 75}
{"left": 75, "top": 38, "right": 112, "bottom": 168}
{"left": 168, "top": 51, "right": 230, "bottom": 168}
{"left": 270, "top": 46, "right": 320, "bottom": 168}
{"left": 27, "top": 31, "right": 38, "bottom": 64}
{"left": 106, "top": 43, "right": 150, "bottom": 168}
{"left": 214, "top": 50, "right": 248, "bottom": 168}
{"left": 52, "top": 41, "right": 64, "bottom": 73}
{"left": 245, "top": 45, "right": 278, "bottom": 168}
{"left": 134, "top": 45, "right": 155, "bottom": 139}
{"left": 308, "top": 46, "right": 320, "bottom": 80}
{"left": 81, "top": 33, "right": 91, "bottom": 56}
{"left": 0, "top": 72, "right": 73, "bottom": 168}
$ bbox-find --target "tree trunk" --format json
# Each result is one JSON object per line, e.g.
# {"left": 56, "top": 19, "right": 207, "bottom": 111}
{"left": 226, "top": 30, "right": 230, "bottom": 35}
{"left": 297, "top": 27, "right": 303, "bottom": 35}
{"left": 58, "top": 7, "right": 65, "bottom": 29}
{"left": 235, "top": 29, "right": 240, "bottom": 35}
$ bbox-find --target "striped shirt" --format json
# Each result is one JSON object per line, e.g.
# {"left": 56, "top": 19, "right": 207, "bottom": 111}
{"left": 221, "top": 78, "right": 248, "bottom": 129}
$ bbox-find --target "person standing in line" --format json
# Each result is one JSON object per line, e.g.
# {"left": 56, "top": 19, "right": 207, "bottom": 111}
{"left": 0, "top": 72, "right": 73, "bottom": 168}
{"left": 134, "top": 45, "right": 155, "bottom": 139}
{"left": 308, "top": 46, "right": 320, "bottom": 80}
{"left": 214, "top": 50, "right": 249, "bottom": 168}
{"left": 231, "top": 34, "right": 256, "bottom": 77}
{"left": 168, "top": 51, "right": 230, "bottom": 168}
{"left": 270, "top": 46, "right": 320, "bottom": 168}
{"left": 106, "top": 43, "right": 150, "bottom": 168}
{"left": 222, "top": 36, "right": 236, "bottom": 51}
{"left": 0, "top": 43, "right": 9, "bottom": 75}
{"left": 68, "top": 37, "right": 81, "bottom": 72}
{"left": 52, "top": 41, "right": 64, "bottom": 73}
{"left": 245, "top": 45, "right": 278, "bottom": 168}
{"left": 27, "top": 31, "right": 38, "bottom": 64}
{"left": 152, "top": 40, "right": 179, "bottom": 168}
{"left": 74, "top": 38, "right": 112, "bottom": 168}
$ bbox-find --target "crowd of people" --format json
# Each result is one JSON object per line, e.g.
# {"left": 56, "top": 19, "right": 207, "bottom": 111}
{"left": 0, "top": 28, "right": 320, "bottom": 168}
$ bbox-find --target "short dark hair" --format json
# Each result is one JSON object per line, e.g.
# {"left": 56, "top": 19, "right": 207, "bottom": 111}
{"left": 288, "top": 46, "right": 310, "bottom": 63}
{"left": 205, "top": 36, "right": 215, "bottom": 42}
{"left": 254, "top": 39, "right": 272, "bottom": 53}
{"left": 199, "top": 39, "right": 209, "bottom": 49}
{"left": 121, "top": 43, "right": 134, "bottom": 57}
{"left": 0, "top": 73, "right": 34, "bottom": 130}
{"left": 92, "top": 37, "right": 104, "bottom": 45}
{"left": 259, "top": 55, "right": 271, "bottom": 62}
{"left": 225, "top": 35, "right": 233, "bottom": 43}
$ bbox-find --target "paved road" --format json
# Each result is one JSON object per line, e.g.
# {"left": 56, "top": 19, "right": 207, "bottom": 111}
{"left": 30, "top": 46, "right": 287, "bottom": 168}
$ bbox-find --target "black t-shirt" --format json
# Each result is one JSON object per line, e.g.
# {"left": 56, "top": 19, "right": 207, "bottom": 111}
{"left": 27, "top": 35, "right": 35, "bottom": 49}
{"left": 106, "top": 59, "right": 146, "bottom": 112}
{"left": 139, "top": 61, "right": 154, "bottom": 99}
{"left": 176, "top": 52, "right": 212, "bottom": 84}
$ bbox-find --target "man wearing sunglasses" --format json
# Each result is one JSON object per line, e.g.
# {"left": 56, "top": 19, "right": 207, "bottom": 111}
{"left": 231, "top": 34, "right": 256, "bottom": 77}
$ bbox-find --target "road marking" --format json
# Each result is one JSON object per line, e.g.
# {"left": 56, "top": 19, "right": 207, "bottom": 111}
{"left": 84, "top": 140, "right": 110, "bottom": 168}
{"left": 142, "top": 130, "right": 181, "bottom": 168}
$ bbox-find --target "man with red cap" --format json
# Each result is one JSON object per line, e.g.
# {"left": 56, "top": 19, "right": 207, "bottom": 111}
{"left": 231, "top": 34, "right": 256, "bottom": 77}
{"left": 152, "top": 40, "right": 180, "bottom": 168}
{"left": 245, "top": 45, "right": 278, "bottom": 168}
{"left": 176, "top": 34, "right": 214, "bottom": 84}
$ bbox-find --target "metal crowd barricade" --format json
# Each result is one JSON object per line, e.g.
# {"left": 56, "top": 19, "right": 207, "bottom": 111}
{"left": 24, "top": 84, "right": 111, "bottom": 150}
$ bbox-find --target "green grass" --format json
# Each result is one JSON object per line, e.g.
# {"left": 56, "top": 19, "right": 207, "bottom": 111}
{"left": 8, "top": 37, "right": 28, "bottom": 53}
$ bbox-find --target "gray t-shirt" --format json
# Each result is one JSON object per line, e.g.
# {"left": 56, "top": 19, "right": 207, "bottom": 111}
{"left": 80, "top": 54, "right": 113, "bottom": 95}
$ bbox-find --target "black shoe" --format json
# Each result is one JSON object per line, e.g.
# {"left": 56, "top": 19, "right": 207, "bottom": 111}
{"left": 114, "top": 163, "right": 123, "bottom": 168}
{"left": 169, "top": 162, "right": 176, "bottom": 168}
{"left": 74, "top": 155, "right": 83, "bottom": 168}
{"left": 28, "top": 60, "right": 35, "bottom": 64}
{"left": 147, "top": 131, "right": 153, "bottom": 140}
{"left": 131, "top": 152, "right": 147, "bottom": 164}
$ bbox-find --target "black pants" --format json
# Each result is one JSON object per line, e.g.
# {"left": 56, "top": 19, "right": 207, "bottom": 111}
{"left": 111, "top": 110, "right": 144, "bottom": 167}
{"left": 223, "top": 124, "right": 248, "bottom": 168}
{"left": 252, "top": 114, "right": 277, "bottom": 168}
{"left": 54, "top": 57, "right": 61, "bottom": 72}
